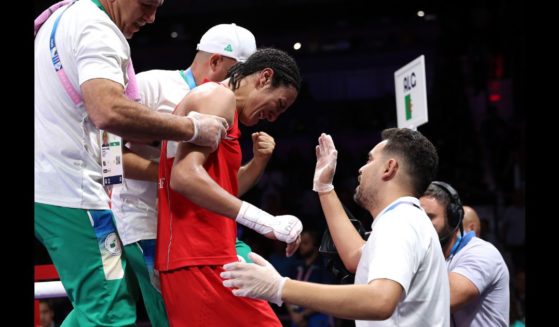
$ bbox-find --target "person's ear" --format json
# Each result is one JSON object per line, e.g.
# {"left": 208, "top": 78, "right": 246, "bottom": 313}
{"left": 209, "top": 54, "right": 222, "bottom": 72}
{"left": 258, "top": 68, "right": 274, "bottom": 87}
{"left": 381, "top": 158, "right": 398, "bottom": 180}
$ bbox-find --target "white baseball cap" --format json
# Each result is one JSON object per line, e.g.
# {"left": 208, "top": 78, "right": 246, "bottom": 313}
{"left": 196, "top": 23, "right": 257, "bottom": 63}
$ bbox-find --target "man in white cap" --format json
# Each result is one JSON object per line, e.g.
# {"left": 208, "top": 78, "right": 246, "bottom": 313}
{"left": 110, "top": 23, "right": 269, "bottom": 326}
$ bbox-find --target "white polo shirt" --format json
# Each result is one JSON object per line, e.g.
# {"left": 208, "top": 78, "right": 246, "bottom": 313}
{"left": 448, "top": 236, "right": 510, "bottom": 327}
{"left": 355, "top": 197, "right": 450, "bottom": 327}
{"left": 110, "top": 69, "right": 192, "bottom": 245}
{"left": 35, "top": 0, "right": 130, "bottom": 209}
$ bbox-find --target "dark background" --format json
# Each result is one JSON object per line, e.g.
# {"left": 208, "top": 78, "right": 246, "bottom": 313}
{"left": 127, "top": 0, "right": 525, "bottom": 216}
{"left": 33, "top": 0, "right": 525, "bottom": 325}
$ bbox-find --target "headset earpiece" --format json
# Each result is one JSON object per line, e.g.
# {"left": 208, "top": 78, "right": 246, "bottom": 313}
{"left": 431, "top": 181, "right": 464, "bottom": 238}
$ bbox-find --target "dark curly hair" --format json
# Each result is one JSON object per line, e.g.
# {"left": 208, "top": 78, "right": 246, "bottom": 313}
{"left": 226, "top": 48, "right": 301, "bottom": 92}
{"left": 381, "top": 128, "right": 439, "bottom": 197}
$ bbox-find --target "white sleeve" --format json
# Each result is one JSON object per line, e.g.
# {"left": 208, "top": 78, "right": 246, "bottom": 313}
{"left": 136, "top": 71, "right": 160, "bottom": 111}
{"left": 451, "top": 241, "right": 499, "bottom": 293}
{"left": 137, "top": 70, "right": 186, "bottom": 114}
{"left": 367, "top": 218, "right": 424, "bottom": 295}
{"left": 76, "top": 18, "right": 128, "bottom": 87}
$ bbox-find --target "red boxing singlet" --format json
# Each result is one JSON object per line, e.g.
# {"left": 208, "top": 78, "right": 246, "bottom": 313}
{"left": 156, "top": 110, "right": 242, "bottom": 271}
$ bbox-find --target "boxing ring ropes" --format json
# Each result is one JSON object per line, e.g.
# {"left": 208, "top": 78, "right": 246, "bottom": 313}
{"left": 35, "top": 264, "right": 66, "bottom": 326}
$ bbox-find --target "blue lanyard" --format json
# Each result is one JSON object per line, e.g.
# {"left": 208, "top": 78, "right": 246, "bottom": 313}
{"left": 50, "top": 8, "right": 67, "bottom": 72}
{"left": 50, "top": 0, "right": 108, "bottom": 73}
{"left": 48, "top": 0, "right": 122, "bottom": 105}
{"left": 179, "top": 68, "right": 197, "bottom": 89}
{"left": 49, "top": 1, "right": 84, "bottom": 105}
{"left": 449, "top": 231, "right": 475, "bottom": 256}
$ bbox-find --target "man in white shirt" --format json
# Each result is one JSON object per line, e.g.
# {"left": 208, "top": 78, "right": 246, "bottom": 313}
{"left": 34, "top": 1, "right": 227, "bottom": 325}
{"left": 420, "top": 181, "right": 509, "bottom": 327}
{"left": 221, "top": 128, "right": 450, "bottom": 326}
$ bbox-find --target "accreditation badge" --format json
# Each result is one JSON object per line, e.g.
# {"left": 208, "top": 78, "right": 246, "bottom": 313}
{"left": 100, "top": 130, "right": 124, "bottom": 186}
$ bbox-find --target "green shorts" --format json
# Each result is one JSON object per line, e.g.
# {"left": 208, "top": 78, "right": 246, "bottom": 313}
{"left": 35, "top": 202, "right": 136, "bottom": 326}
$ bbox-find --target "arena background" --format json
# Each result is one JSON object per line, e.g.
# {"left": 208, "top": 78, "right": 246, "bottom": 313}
{"left": 33, "top": 0, "right": 525, "bottom": 325}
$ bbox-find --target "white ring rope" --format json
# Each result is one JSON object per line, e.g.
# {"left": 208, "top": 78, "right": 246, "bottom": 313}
{"left": 35, "top": 281, "right": 67, "bottom": 299}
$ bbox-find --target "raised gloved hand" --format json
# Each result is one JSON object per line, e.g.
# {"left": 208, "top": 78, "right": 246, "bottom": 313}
{"left": 222, "top": 252, "right": 289, "bottom": 306}
{"left": 313, "top": 133, "right": 338, "bottom": 193}
{"left": 236, "top": 201, "right": 302, "bottom": 256}
{"left": 184, "top": 111, "right": 229, "bottom": 150}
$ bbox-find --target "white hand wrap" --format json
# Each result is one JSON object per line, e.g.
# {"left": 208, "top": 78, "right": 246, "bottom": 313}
{"left": 236, "top": 201, "right": 302, "bottom": 244}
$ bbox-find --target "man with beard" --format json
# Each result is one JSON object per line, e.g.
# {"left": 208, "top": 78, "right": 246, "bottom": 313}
{"left": 221, "top": 128, "right": 450, "bottom": 326}
{"left": 420, "top": 182, "right": 509, "bottom": 327}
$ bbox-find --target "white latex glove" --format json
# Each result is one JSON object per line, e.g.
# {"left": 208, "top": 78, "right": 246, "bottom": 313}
{"left": 313, "top": 133, "right": 338, "bottom": 193}
{"left": 221, "top": 252, "right": 289, "bottom": 306}
{"left": 236, "top": 202, "right": 303, "bottom": 253}
{"left": 185, "top": 111, "right": 229, "bottom": 150}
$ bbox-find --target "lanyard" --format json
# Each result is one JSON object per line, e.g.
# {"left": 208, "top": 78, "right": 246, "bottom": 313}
{"left": 449, "top": 231, "right": 475, "bottom": 257}
{"left": 179, "top": 68, "right": 197, "bottom": 89}
{"left": 48, "top": 0, "right": 128, "bottom": 186}
{"left": 49, "top": 1, "right": 82, "bottom": 105}
{"left": 34, "top": 0, "right": 72, "bottom": 36}
{"left": 49, "top": 0, "right": 139, "bottom": 105}
{"left": 48, "top": 0, "right": 108, "bottom": 105}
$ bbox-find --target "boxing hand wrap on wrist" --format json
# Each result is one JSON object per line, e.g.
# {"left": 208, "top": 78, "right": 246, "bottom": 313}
{"left": 236, "top": 202, "right": 302, "bottom": 244}
{"left": 235, "top": 201, "right": 274, "bottom": 235}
